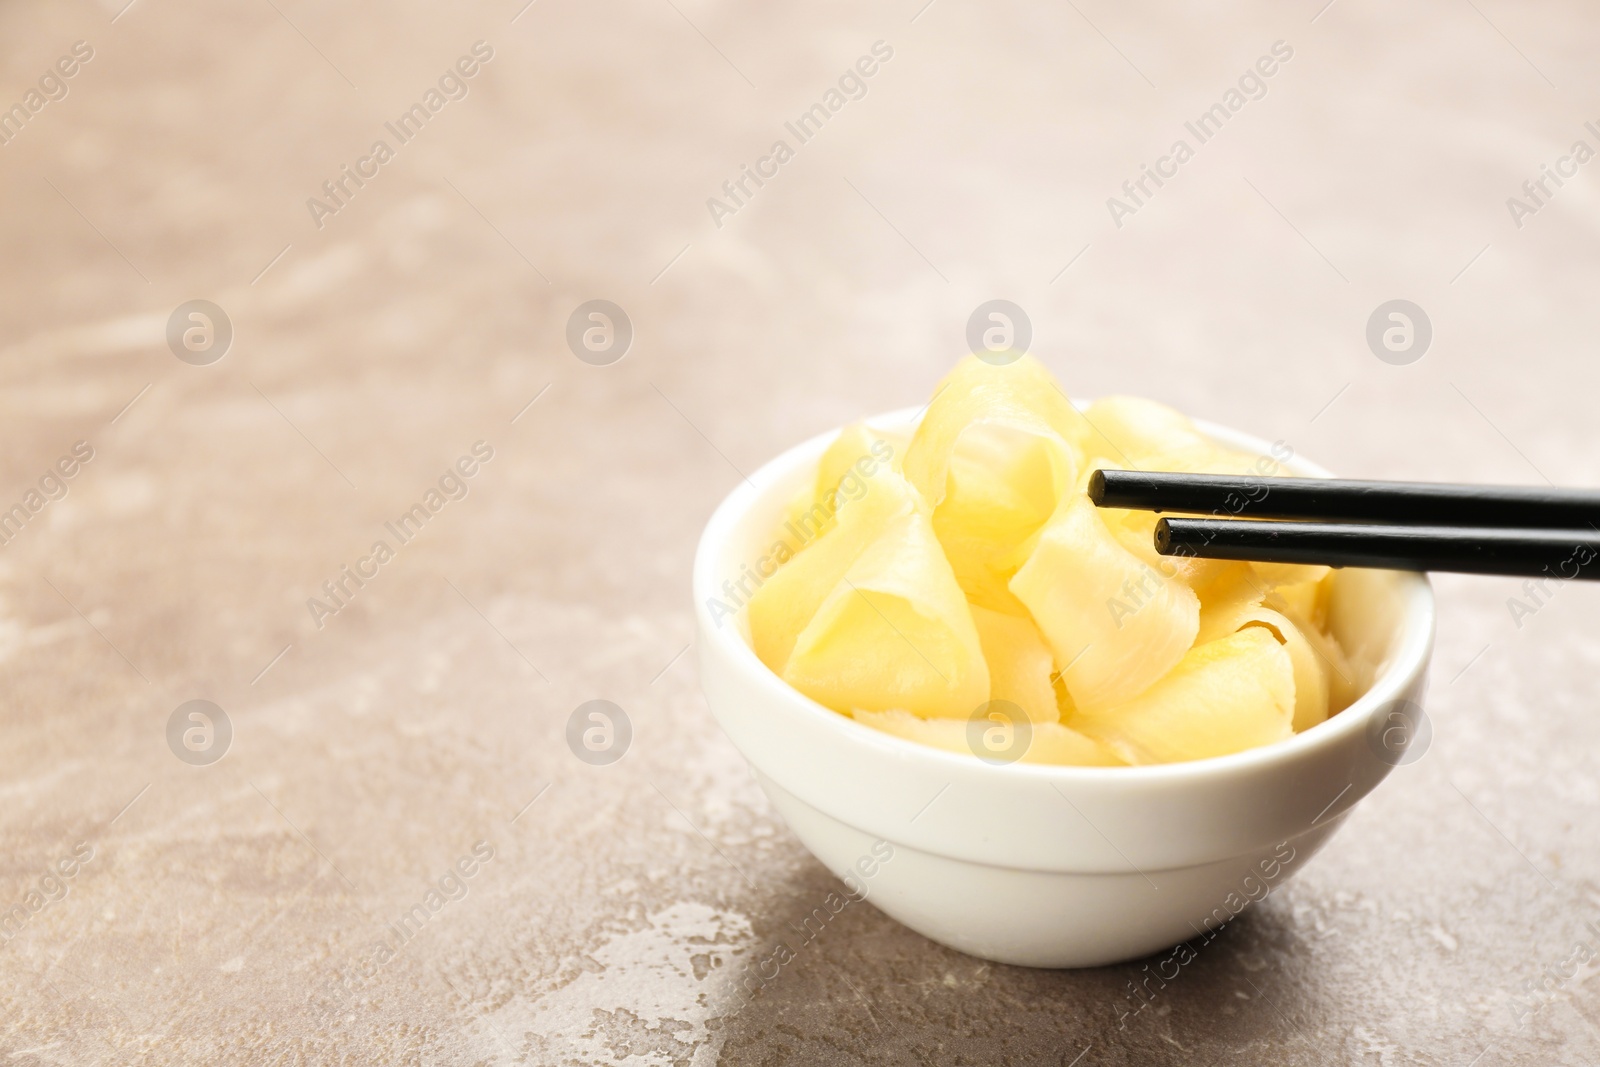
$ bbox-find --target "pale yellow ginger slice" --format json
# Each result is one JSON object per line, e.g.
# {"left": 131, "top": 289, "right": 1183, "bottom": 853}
{"left": 849, "top": 708, "right": 974, "bottom": 755}
{"left": 1071, "top": 627, "right": 1295, "bottom": 765}
{"left": 1073, "top": 396, "right": 1219, "bottom": 588}
{"left": 1136, "top": 439, "right": 1274, "bottom": 479}
{"left": 783, "top": 507, "right": 989, "bottom": 719}
{"left": 1052, "top": 669, "right": 1076, "bottom": 720}
{"left": 969, "top": 604, "right": 1060, "bottom": 724}
{"left": 902, "top": 355, "right": 1082, "bottom": 508}
{"left": 1023, "top": 722, "right": 1125, "bottom": 765}
{"left": 1193, "top": 565, "right": 1330, "bottom": 731}
{"left": 784, "top": 423, "right": 901, "bottom": 546}
{"left": 1195, "top": 563, "right": 1270, "bottom": 645}
{"left": 1143, "top": 444, "right": 1226, "bottom": 475}
{"left": 1080, "top": 395, "right": 1211, "bottom": 468}
{"left": 1010, "top": 495, "right": 1200, "bottom": 711}
{"left": 1090, "top": 416, "right": 1325, "bottom": 590}
{"left": 748, "top": 465, "right": 918, "bottom": 672}
{"left": 1284, "top": 588, "right": 1360, "bottom": 715}
{"left": 1249, "top": 559, "right": 1332, "bottom": 592}
{"left": 1240, "top": 611, "right": 1328, "bottom": 732}
{"left": 931, "top": 426, "right": 1059, "bottom": 614}
{"left": 1097, "top": 496, "right": 1228, "bottom": 589}
{"left": 851, "top": 708, "right": 1123, "bottom": 766}
{"left": 1081, "top": 392, "right": 1294, "bottom": 491}
{"left": 1266, "top": 577, "right": 1321, "bottom": 625}
{"left": 821, "top": 423, "right": 903, "bottom": 488}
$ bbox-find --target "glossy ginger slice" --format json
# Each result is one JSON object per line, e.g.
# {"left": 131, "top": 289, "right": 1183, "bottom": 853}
{"left": 1195, "top": 563, "right": 1270, "bottom": 645}
{"left": 1024, "top": 721, "right": 1125, "bottom": 765}
{"left": 969, "top": 603, "right": 1061, "bottom": 724}
{"left": 902, "top": 355, "right": 1082, "bottom": 508}
{"left": 852, "top": 708, "right": 1123, "bottom": 766}
{"left": 1076, "top": 396, "right": 1228, "bottom": 587}
{"left": 1080, "top": 395, "right": 1211, "bottom": 468}
{"left": 1071, "top": 627, "right": 1295, "bottom": 765}
{"left": 1240, "top": 611, "right": 1330, "bottom": 732}
{"left": 931, "top": 427, "right": 1059, "bottom": 614}
{"left": 748, "top": 463, "right": 917, "bottom": 672}
{"left": 1195, "top": 564, "right": 1330, "bottom": 731}
{"left": 1267, "top": 574, "right": 1359, "bottom": 713}
{"left": 1010, "top": 495, "right": 1200, "bottom": 711}
{"left": 1097, "top": 494, "right": 1227, "bottom": 590}
{"left": 782, "top": 505, "right": 989, "bottom": 719}
{"left": 1266, "top": 577, "right": 1321, "bottom": 625}
{"left": 785, "top": 423, "right": 901, "bottom": 545}
{"left": 1250, "top": 559, "right": 1333, "bottom": 593}
{"left": 1281, "top": 584, "right": 1360, "bottom": 715}
{"left": 857, "top": 602, "right": 1125, "bottom": 763}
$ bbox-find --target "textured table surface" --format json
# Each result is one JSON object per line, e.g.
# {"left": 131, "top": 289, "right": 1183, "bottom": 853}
{"left": 1, "top": 0, "right": 1598, "bottom": 1063}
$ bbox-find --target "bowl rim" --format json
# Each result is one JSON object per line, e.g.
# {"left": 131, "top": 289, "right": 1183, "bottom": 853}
{"left": 693, "top": 402, "right": 1435, "bottom": 786}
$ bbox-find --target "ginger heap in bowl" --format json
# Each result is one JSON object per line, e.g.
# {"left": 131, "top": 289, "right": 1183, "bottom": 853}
{"left": 744, "top": 356, "right": 1357, "bottom": 767}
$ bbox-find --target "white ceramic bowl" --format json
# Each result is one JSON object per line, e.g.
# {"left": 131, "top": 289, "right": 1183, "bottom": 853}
{"left": 693, "top": 406, "right": 1434, "bottom": 968}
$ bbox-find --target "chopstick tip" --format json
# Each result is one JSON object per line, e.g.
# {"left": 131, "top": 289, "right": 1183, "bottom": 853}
{"left": 1087, "top": 468, "right": 1107, "bottom": 505}
{"left": 1153, "top": 517, "right": 1173, "bottom": 555}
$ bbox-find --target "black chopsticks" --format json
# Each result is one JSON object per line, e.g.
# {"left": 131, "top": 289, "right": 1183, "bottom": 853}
{"left": 1090, "top": 469, "right": 1600, "bottom": 580}
{"left": 1090, "top": 469, "right": 1600, "bottom": 528}
{"left": 1154, "top": 518, "right": 1600, "bottom": 580}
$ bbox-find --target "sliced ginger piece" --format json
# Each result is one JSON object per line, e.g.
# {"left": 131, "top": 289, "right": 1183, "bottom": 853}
{"left": 931, "top": 427, "right": 1059, "bottom": 614}
{"left": 748, "top": 465, "right": 917, "bottom": 672}
{"left": 783, "top": 423, "right": 900, "bottom": 546}
{"left": 1194, "top": 565, "right": 1330, "bottom": 731}
{"left": 902, "top": 355, "right": 1082, "bottom": 508}
{"left": 1080, "top": 395, "right": 1211, "bottom": 468}
{"left": 851, "top": 708, "right": 1123, "bottom": 766}
{"left": 1240, "top": 611, "right": 1329, "bottom": 733}
{"left": 850, "top": 708, "right": 977, "bottom": 756}
{"left": 1286, "top": 590, "right": 1360, "bottom": 715}
{"left": 1024, "top": 721, "right": 1125, "bottom": 766}
{"left": 1052, "top": 668, "right": 1076, "bottom": 721}
{"left": 1250, "top": 559, "right": 1332, "bottom": 592}
{"left": 1266, "top": 577, "right": 1321, "bottom": 625}
{"left": 851, "top": 601, "right": 1122, "bottom": 763}
{"left": 1096, "top": 494, "right": 1228, "bottom": 589}
{"left": 1195, "top": 563, "right": 1270, "bottom": 645}
{"left": 783, "top": 507, "right": 989, "bottom": 719}
{"left": 970, "top": 604, "right": 1059, "bottom": 725}
{"left": 1071, "top": 627, "right": 1295, "bottom": 765}
{"left": 1010, "top": 495, "right": 1200, "bottom": 711}
{"left": 815, "top": 423, "right": 898, "bottom": 499}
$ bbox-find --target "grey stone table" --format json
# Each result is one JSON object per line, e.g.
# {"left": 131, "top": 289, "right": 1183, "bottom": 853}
{"left": 0, "top": 0, "right": 1596, "bottom": 1062}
